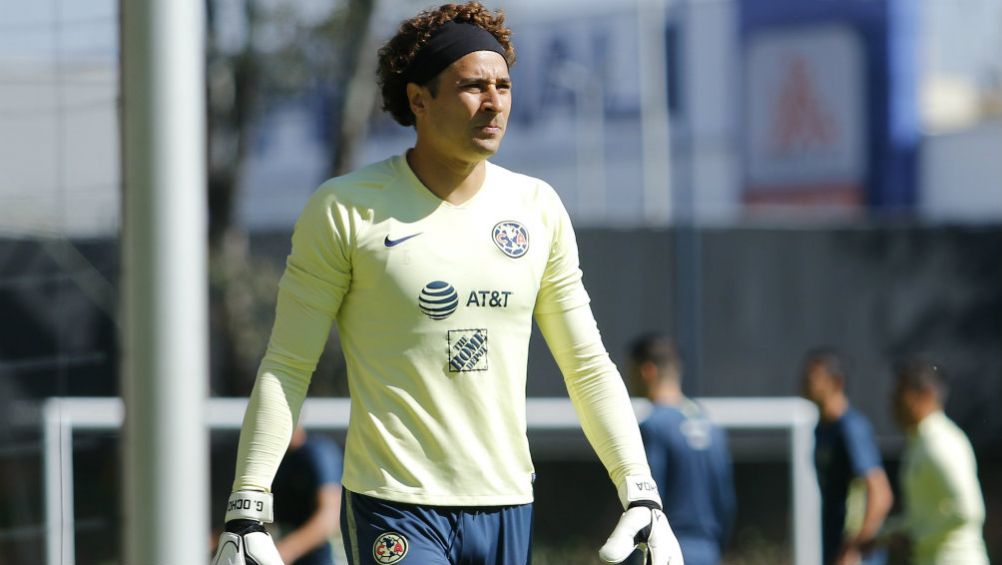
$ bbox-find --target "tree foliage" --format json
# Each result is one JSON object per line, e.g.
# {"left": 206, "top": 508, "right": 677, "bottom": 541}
{"left": 205, "top": 0, "right": 378, "bottom": 395}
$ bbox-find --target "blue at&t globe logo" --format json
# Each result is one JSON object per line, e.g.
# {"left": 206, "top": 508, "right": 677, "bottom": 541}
{"left": 418, "top": 281, "right": 459, "bottom": 320}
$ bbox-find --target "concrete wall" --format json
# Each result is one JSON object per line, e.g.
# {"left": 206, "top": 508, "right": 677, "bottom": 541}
{"left": 523, "top": 225, "right": 1002, "bottom": 450}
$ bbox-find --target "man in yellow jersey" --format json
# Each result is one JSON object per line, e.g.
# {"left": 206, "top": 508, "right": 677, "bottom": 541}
{"left": 211, "top": 3, "right": 683, "bottom": 565}
{"left": 868, "top": 359, "right": 990, "bottom": 565}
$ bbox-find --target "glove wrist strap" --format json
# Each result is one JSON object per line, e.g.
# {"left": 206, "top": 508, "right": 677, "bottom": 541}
{"left": 224, "top": 490, "right": 274, "bottom": 524}
{"left": 619, "top": 474, "right": 663, "bottom": 510}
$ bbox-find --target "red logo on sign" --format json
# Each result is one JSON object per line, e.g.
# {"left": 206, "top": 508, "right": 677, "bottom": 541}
{"left": 772, "top": 55, "right": 837, "bottom": 154}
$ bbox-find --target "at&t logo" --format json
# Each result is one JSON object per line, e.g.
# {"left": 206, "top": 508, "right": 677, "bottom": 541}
{"left": 418, "top": 281, "right": 459, "bottom": 320}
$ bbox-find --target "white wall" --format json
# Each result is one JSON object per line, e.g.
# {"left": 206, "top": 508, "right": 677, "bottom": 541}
{"left": 920, "top": 119, "right": 1002, "bottom": 222}
{"left": 0, "top": 60, "right": 119, "bottom": 237}
{"left": 677, "top": 0, "right": 741, "bottom": 222}
{"left": 3, "top": 0, "right": 999, "bottom": 238}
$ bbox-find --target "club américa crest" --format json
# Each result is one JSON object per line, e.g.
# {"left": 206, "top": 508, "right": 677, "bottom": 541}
{"left": 373, "top": 532, "right": 409, "bottom": 564}
{"left": 492, "top": 220, "right": 529, "bottom": 258}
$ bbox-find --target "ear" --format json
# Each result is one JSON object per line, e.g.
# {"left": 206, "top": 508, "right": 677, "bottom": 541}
{"left": 639, "top": 361, "right": 659, "bottom": 387}
{"left": 407, "top": 82, "right": 428, "bottom": 118}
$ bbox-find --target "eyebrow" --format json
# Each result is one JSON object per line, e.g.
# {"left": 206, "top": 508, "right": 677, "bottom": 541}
{"left": 457, "top": 76, "right": 512, "bottom": 86}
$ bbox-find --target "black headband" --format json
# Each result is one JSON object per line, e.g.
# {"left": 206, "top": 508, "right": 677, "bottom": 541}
{"left": 406, "top": 21, "right": 508, "bottom": 85}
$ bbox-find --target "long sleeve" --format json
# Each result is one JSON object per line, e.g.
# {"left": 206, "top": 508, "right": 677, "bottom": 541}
{"left": 882, "top": 413, "right": 990, "bottom": 565}
{"left": 532, "top": 184, "right": 650, "bottom": 498}
{"left": 536, "top": 305, "right": 651, "bottom": 493}
{"left": 232, "top": 187, "right": 352, "bottom": 492}
{"left": 906, "top": 415, "right": 986, "bottom": 550}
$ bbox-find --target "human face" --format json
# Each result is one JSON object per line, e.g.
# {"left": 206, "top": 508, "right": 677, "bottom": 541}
{"left": 412, "top": 50, "right": 511, "bottom": 161}
{"left": 800, "top": 363, "right": 836, "bottom": 408}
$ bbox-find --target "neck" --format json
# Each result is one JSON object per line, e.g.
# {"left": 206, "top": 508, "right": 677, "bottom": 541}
{"left": 820, "top": 394, "right": 849, "bottom": 422}
{"left": 651, "top": 385, "right": 683, "bottom": 406}
{"left": 407, "top": 145, "right": 486, "bottom": 204}
{"left": 911, "top": 403, "right": 940, "bottom": 429}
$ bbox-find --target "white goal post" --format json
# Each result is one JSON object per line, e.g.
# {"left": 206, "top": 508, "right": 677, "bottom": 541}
{"left": 41, "top": 396, "right": 820, "bottom": 565}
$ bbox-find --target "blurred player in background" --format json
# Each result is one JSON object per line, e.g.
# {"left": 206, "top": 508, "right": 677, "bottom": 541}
{"left": 799, "top": 349, "right": 893, "bottom": 565}
{"left": 211, "top": 2, "right": 684, "bottom": 565}
{"left": 271, "top": 425, "right": 343, "bottom": 565}
{"left": 871, "top": 359, "right": 990, "bottom": 565}
{"left": 628, "top": 333, "right": 736, "bottom": 565}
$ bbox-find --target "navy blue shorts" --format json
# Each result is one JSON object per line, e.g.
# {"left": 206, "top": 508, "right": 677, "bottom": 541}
{"left": 340, "top": 490, "right": 533, "bottom": 565}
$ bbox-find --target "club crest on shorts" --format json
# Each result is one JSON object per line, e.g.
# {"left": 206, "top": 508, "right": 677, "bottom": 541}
{"left": 492, "top": 221, "right": 529, "bottom": 258}
{"left": 373, "top": 532, "right": 408, "bottom": 564}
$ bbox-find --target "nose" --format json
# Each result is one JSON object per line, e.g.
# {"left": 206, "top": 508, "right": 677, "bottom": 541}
{"left": 482, "top": 85, "right": 503, "bottom": 112}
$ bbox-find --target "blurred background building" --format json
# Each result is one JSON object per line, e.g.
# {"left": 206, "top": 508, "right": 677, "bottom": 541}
{"left": 1, "top": 0, "right": 999, "bottom": 563}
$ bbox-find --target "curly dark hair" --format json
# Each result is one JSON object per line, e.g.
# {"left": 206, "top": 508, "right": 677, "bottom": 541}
{"left": 377, "top": 2, "right": 516, "bottom": 127}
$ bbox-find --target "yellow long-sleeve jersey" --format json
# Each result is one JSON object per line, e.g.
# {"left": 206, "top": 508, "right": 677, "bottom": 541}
{"left": 233, "top": 155, "right": 650, "bottom": 506}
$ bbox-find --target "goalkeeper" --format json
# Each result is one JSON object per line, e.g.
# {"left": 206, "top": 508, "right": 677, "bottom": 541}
{"left": 211, "top": 2, "right": 683, "bottom": 564}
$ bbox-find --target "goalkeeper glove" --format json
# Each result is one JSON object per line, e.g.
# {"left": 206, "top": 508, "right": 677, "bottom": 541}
{"left": 599, "top": 475, "right": 684, "bottom": 565}
{"left": 211, "top": 491, "right": 285, "bottom": 565}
